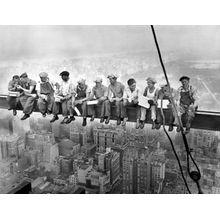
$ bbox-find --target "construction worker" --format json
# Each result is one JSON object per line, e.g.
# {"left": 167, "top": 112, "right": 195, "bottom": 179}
{"left": 139, "top": 77, "right": 159, "bottom": 129}
{"left": 7, "top": 75, "right": 22, "bottom": 116}
{"left": 17, "top": 73, "right": 37, "bottom": 120}
{"left": 107, "top": 73, "right": 125, "bottom": 125}
{"left": 157, "top": 84, "right": 178, "bottom": 131}
{"left": 122, "top": 78, "right": 141, "bottom": 128}
{"left": 50, "top": 71, "right": 75, "bottom": 124}
{"left": 36, "top": 72, "right": 55, "bottom": 117}
{"left": 176, "top": 76, "right": 198, "bottom": 134}
{"left": 72, "top": 78, "right": 91, "bottom": 127}
{"left": 89, "top": 77, "right": 110, "bottom": 124}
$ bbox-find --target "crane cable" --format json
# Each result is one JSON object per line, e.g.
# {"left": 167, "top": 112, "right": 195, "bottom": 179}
{"left": 150, "top": 25, "right": 203, "bottom": 194}
{"left": 160, "top": 99, "right": 191, "bottom": 193}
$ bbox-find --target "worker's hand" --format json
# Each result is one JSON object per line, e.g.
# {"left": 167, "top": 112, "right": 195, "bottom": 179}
{"left": 115, "top": 97, "right": 121, "bottom": 102}
{"left": 16, "top": 85, "right": 22, "bottom": 90}
{"left": 77, "top": 99, "right": 83, "bottom": 104}
{"left": 99, "top": 97, "right": 106, "bottom": 101}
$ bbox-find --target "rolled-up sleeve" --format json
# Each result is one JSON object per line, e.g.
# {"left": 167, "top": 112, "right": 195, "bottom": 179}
{"left": 8, "top": 81, "right": 15, "bottom": 91}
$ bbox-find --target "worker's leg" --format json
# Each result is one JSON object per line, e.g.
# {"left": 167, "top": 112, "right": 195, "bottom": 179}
{"left": 37, "top": 97, "right": 47, "bottom": 115}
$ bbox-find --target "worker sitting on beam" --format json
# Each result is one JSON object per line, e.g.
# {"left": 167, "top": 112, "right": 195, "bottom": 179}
{"left": 89, "top": 77, "right": 110, "bottom": 124}
{"left": 157, "top": 84, "right": 178, "bottom": 131}
{"left": 72, "top": 78, "right": 92, "bottom": 126}
{"left": 122, "top": 78, "right": 141, "bottom": 128}
{"left": 7, "top": 75, "right": 22, "bottom": 116}
{"left": 176, "top": 76, "right": 198, "bottom": 134}
{"left": 139, "top": 77, "right": 159, "bottom": 129}
{"left": 50, "top": 71, "right": 75, "bottom": 124}
{"left": 36, "top": 72, "right": 55, "bottom": 117}
{"left": 107, "top": 73, "right": 125, "bottom": 126}
{"left": 17, "top": 73, "right": 37, "bottom": 120}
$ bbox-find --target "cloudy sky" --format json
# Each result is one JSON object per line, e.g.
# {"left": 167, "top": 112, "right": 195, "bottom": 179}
{"left": 1, "top": 25, "right": 220, "bottom": 62}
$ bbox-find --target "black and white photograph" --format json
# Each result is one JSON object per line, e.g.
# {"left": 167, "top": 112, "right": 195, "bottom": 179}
{"left": 1, "top": 1, "right": 220, "bottom": 220}
{"left": 0, "top": 25, "right": 220, "bottom": 195}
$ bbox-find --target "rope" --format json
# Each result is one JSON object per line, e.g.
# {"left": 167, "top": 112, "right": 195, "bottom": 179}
{"left": 150, "top": 25, "right": 203, "bottom": 194}
{"left": 160, "top": 99, "right": 191, "bottom": 193}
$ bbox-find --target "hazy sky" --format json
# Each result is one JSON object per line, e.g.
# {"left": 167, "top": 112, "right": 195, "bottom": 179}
{"left": 1, "top": 25, "right": 220, "bottom": 62}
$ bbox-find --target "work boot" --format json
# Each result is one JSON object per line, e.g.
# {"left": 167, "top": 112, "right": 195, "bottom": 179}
{"left": 42, "top": 113, "right": 46, "bottom": 117}
{"left": 100, "top": 117, "right": 105, "bottom": 123}
{"left": 122, "top": 118, "right": 127, "bottom": 127}
{"left": 66, "top": 116, "right": 75, "bottom": 124}
{"left": 168, "top": 124, "right": 173, "bottom": 132}
{"left": 155, "top": 123, "right": 161, "bottom": 130}
{"left": 139, "top": 120, "right": 145, "bottom": 129}
{"left": 47, "top": 110, "right": 52, "bottom": 115}
{"left": 50, "top": 115, "right": 59, "bottom": 123}
{"left": 116, "top": 118, "right": 121, "bottom": 126}
{"left": 176, "top": 125, "right": 181, "bottom": 132}
{"left": 184, "top": 123, "right": 191, "bottom": 134}
{"left": 90, "top": 115, "right": 95, "bottom": 122}
{"left": 82, "top": 117, "right": 87, "bottom": 127}
{"left": 105, "top": 117, "right": 110, "bottom": 124}
{"left": 21, "top": 114, "right": 30, "bottom": 120}
{"left": 13, "top": 109, "right": 17, "bottom": 116}
{"left": 60, "top": 117, "right": 68, "bottom": 124}
{"left": 152, "top": 121, "right": 156, "bottom": 129}
{"left": 136, "top": 120, "right": 140, "bottom": 129}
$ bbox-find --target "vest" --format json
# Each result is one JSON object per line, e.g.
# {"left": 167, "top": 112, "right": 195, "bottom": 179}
{"left": 76, "top": 85, "right": 87, "bottom": 99}
{"left": 180, "top": 86, "right": 194, "bottom": 106}
{"left": 40, "top": 82, "right": 54, "bottom": 95}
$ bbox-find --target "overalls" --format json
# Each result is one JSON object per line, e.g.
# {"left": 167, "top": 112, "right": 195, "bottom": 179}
{"left": 37, "top": 82, "right": 54, "bottom": 114}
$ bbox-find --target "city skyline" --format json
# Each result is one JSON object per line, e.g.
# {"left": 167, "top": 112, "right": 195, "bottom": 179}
{"left": 0, "top": 108, "right": 220, "bottom": 194}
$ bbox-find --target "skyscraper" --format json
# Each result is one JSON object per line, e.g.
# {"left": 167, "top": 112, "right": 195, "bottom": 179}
{"left": 122, "top": 146, "right": 151, "bottom": 194}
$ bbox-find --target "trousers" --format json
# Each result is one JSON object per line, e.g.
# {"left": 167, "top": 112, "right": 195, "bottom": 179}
{"left": 140, "top": 105, "right": 157, "bottom": 121}
{"left": 19, "top": 95, "right": 37, "bottom": 115}
{"left": 7, "top": 96, "right": 19, "bottom": 109}
{"left": 121, "top": 100, "right": 141, "bottom": 120}
{"left": 37, "top": 95, "right": 54, "bottom": 114}
{"left": 89, "top": 99, "right": 111, "bottom": 118}
{"left": 53, "top": 98, "right": 73, "bottom": 117}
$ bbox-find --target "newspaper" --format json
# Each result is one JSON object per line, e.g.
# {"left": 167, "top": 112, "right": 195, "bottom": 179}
{"left": 87, "top": 100, "right": 99, "bottom": 105}
{"left": 138, "top": 96, "right": 150, "bottom": 108}
{"left": 8, "top": 91, "right": 20, "bottom": 97}
{"left": 157, "top": 99, "right": 169, "bottom": 109}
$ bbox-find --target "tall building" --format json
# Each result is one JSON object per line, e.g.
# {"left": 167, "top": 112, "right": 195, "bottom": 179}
{"left": 80, "top": 131, "right": 87, "bottom": 147}
{"left": 122, "top": 146, "right": 151, "bottom": 194}
{"left": 94, "top": 127, "right": 126, "bottom": 153}
{"left": 60, "top": 156, "right": 73, "bottom": 174}
{"left": 59, "top": 138, "right": 74, "bottom": 156}
{"left": 0, "top": 134, "right": 25, "bottom": 160}
{"left": 70, "top": 124, "right": 80, "bottom": 144}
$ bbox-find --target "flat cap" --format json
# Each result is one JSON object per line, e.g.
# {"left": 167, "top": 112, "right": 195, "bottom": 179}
{"left": 39, "top": 72, "right": 48, "bottom": 78}
{"left": 146, "top": 77, "right": 157, "bottom": 84}
{"left": 77, "top": 78, "right": 86, "bottom": 84}
{"left": 179, "top": 76, "right": 190, "bottom": 81}
{"left": 59, "top": 71, "right": 69, "bottom": 76}
{"left": 20, "top": 72, "right": 28, "bottom": 78}
{"left": 94, "top": 77, "right": 103, "bottom": 83}
{"left": 107, "top": 73, "right": 118, "bottom": 79}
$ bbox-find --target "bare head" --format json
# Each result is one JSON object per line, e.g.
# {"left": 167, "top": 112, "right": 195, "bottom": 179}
{"left": 127, "top": 78, "right": 136, "bottom": 92}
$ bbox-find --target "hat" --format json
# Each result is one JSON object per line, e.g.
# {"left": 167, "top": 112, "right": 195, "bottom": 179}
{"left": 94, "top": 77, "right": 103, "bottom": 83}
{"left": 77, "top": 78, "right": 86, "bottom": 84}
{"left": 12, "top": 75, "right": 20, "bottom": 80}
{"left": 39, "top": 72, "right": 48, "bottom": 78}
{"left": 160, "top": 83, "right": 168, "bottom": 88}
{"left": 179, "top": 76, "right": 190, "bottom": 81}
{"left": 20, "top": 72, "right": 28, "bottom": 78}
{"left": 107, "top": 73, "right": 118, "bottom": 79}
{"left": 146, "top": 77, "right": 156, "bottom": 84}
{"left": 59, "top": 71, "right": 69, "bottom": 76}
